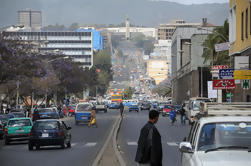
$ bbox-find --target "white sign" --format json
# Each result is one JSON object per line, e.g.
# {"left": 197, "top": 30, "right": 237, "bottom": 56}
{"left": 215, "top": 42, "right": 230, "bottom": 52}
{"left": 234, "top": 56, "right": 249, "bottom": 70}
{"left": 208, "top": 81, "right": 217, "bottom": 98}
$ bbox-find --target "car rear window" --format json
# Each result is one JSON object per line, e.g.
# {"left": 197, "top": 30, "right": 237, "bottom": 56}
{"left": 77, "top": 104, "right": 91, "bottom": 112}
{"left": 8, "top": 119, "right": 31, "bottom": 127}
{"left": 39, "top": 109, "right": 56, "bottom": 113}
{"left": 34, "top": 121, "right": 59, "bottom": 130}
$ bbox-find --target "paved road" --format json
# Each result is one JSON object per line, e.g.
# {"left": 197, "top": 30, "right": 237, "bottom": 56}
{"left": 118, "top": 110, "right": 190, "bottom": 166}
{"left": 0, "top": 109, "right": 120, "bottom": 166}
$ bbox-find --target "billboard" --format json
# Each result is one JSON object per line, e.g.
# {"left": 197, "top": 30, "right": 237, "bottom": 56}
{"left": 213, "top": 79, "right": 236, "bottom": 90}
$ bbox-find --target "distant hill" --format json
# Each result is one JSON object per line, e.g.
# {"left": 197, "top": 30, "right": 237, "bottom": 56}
{"left": 0, "top": 0, "right": 228, "bottom": 28}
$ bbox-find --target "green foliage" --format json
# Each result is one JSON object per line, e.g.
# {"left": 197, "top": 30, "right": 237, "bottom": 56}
{"left": 122, "top": 87, "right": 134, "bottom": 99}
{"left": 132, "top": 33, "right": 154, "bottom": 54}
{"left": 202, "top": 20, "right": 229, "bottom": 66}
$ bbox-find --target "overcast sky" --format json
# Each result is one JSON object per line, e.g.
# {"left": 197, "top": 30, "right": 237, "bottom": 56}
{"left": 161, "top": 0, "right": 228, "bottom": 4}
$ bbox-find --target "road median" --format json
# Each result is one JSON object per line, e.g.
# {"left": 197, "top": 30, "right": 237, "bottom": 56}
{"left": 92, "top": 114, "right": 126, "bottom": 166}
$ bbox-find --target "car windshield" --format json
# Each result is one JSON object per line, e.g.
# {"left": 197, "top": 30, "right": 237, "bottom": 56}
{"left": 198, "top": 122, "right": 251, "bottom": 151}
{"left": 39, "top": 109, "right": 56, "bottom": 113}
{"left": 34, "top": 121, "right": 59, "bottom": 130}
{"left": 8, "top": 119, "right": 31, "bottom": 127}
{"left": 77, "top": 104, "right": 91, "bottom": 112}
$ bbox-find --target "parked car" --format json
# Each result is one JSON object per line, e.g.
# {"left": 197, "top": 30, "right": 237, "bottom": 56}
{"left": 0, "top": 120, "right": 4, "bottom": 139}
{"left": 12, "top": 112, "right": 26, "bottom": 118}
{"left": 157, "top": 102, "right": 169, "bottom": 113}
{"left": 129, "top": 102, "right": 139, "bottom": 112}
{"left": 0, "top": 114, "right": 8, "bottom": 126}
{"left": 68, "top": 105, "right": 76, "bottom": 116}
{"left": 4, "top": 118, "right": 33, "bottom": 145}
{"left": 108, "top": 102, "right": 120, "bottom": 109}
{"left": 29, "top": 119, "right": 71, "bottom": 150}
{"left": 140, "top": 102, "right": 152, "bottom": 111}
{"left": 38, "top": 108, "right": 60, "bottom": 119}
{"left": 6, "top": 113, "right": 15, "bottom": 120}
{"left": 162, "top": 105, "right": 175, "bottom": 116}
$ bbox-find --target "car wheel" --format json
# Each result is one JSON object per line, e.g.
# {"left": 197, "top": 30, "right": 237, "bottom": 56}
{"left": 4, "top": 137, "right": 9, "bottom": 145}
{"left": 67, "top": 142, "right": 71, "bottom": 148}
{"left": 36, "top": 145, "right": 40, "bottom": 150}
{"left": 61, "top": 143, "right": 66, "bottom": 149}
{"left": 28, "top": 143, "right": 34, "bottom": 151}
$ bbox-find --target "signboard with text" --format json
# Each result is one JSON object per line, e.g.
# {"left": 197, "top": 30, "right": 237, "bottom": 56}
{"left": 211, "top": 65, "right": 229, "bottom": 70}
{"left": 215, "top": 42, "right": 230, "bottom": 52}
{"left": 234, "top": 70, "right": 251, "bottom": 80}
{"left": 213, "top": 79, "right": 236, "bottom": 90}
{"left": 219, "top": 69, "right": 234, "bottom": 79}
{"left": 207, "top": 81, "right": 217, "bottom": 98}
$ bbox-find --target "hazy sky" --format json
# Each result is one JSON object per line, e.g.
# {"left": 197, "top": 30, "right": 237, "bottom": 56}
{"left": 164, "top": 0, "right": 228, "bottom": 4}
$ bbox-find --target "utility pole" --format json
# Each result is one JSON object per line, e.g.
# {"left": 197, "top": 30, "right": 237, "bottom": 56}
{"left": 16, "top": 80, "right": 20, "bottom": 109}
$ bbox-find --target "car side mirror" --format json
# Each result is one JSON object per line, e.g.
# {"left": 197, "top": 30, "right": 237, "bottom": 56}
{"left": 67, "top": 126, "right": 72, "bottom": 130}
{"left": 179, "top": 142, "right": 194, "bottom": 153}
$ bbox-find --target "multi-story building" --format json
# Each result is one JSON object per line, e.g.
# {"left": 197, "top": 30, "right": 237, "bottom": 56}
{"left": 229, "top": 0, "right": 251, "bottom": 102}
{"left": 147, "top": 59, "right": 168, "bottom": 85}
{"left": 150, "top": 40, "right": 172, "bottom": 74}
{"left": 156, "top": 20, "right": 201, "bottom": 40}
{"left": 171, "top": 26, "right": 214, "bottom": 104}
{"left": 3, "top": 31, "right": 93, "bottom": 68}
{"left": 106, "top": 27, "right": 156, "bottom": 38}
{"left": 18, "top": 9, "right": 42, "bottom": 31}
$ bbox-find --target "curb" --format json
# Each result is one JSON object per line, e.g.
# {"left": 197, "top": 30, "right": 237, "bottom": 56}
{"left": 91, "top": 115, "right": 120, "bottom": 166}
{"left": 113, "top": 116, "right": 126, "bottom": 166}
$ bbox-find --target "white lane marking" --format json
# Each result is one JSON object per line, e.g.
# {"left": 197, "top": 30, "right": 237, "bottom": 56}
{"left": 127, "top": 141, "right": 138, "bottom": 146}
{"left": 84, "top": 142, "right": 97, "bottom": 147}
{"left": 167, "top": 142, "right": 178, "bottom": 146}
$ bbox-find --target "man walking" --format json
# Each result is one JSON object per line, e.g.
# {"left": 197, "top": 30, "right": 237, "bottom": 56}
{"left": 180, "top": 104, "right": 186, "bottom": 125}
{"left": 119, "top": 102, "right": 124, "bottom": 116}
{"left": 135, "top": 110, "right": 162, "bottom": 166}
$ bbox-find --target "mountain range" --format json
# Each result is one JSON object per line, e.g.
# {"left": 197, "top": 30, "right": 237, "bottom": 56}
{"left": 0, "top": 0, "right": 229, "bottom": 28}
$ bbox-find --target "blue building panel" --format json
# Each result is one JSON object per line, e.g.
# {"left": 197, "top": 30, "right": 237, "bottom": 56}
{"left": 77, "top": 28, "right": 104, "bottom": 51}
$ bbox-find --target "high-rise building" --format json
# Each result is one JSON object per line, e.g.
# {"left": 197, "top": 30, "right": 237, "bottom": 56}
{"left": 18, "top": 9, "right": 42, "bottom": 30}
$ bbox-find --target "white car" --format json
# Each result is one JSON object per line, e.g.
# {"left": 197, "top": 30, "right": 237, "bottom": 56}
{"left": 179, "top": 116, "right": 251, "bottom": 166}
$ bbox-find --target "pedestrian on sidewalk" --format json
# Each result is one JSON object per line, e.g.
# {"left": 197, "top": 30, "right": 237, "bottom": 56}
{"left": 135, "top": 110, "right": 162, "bottom": 166}
{"left": 119, "top": 102, "right": 124, "bottom": 117}
{"left": 180, "top": 104, "right": 186, "bottom": 125}
{"left": 169, "top": 109, "right": 176, "bottom": 126}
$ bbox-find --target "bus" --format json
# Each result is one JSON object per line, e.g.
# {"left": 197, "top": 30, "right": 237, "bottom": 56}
{"left": 111, "top": 94, "right": 122, "bottom": 103}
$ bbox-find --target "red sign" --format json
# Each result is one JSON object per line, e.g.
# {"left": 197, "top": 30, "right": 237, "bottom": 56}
{"left": 211, "top": 65, "right": 229, "bottom": 70}
{"left": 96, "top": 69, "right": 101, "bottom": 73}
{"left": 213, "top": 79, "right": 236, "bottom": 90}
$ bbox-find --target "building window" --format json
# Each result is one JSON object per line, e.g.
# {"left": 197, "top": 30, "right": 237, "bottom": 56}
{"left": 242, "top": 12, "right": 244, "bottom": 41}
{"left": 246, "top": 8, "right": 248, "bottom": 39}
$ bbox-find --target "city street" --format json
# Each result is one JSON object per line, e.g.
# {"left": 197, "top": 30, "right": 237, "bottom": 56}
{"left": 118, "top": 110, "right": 190, "bottom": 166}
{"left": 0, "top": 109, "right": 120, "bottom": 166}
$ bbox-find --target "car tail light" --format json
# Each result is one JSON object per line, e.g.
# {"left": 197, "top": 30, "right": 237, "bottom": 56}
{"left": 57, "top": 131, "right": 63, "bottom": 136}
{"left": 29, "top": 132, "right": 33, "bottom": 136}
{"left": 5, "top": 127, "right": 8, "bottom": 134}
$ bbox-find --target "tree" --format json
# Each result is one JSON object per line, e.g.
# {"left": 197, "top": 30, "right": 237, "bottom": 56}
{"left": 202, "top": 20, "right": 229, "bottom": 66}
{"left": 122, "top": 87, "right": 134, "bottom": 99}
{"left": 68, "top": 23, "right": 80, "bottom": 31}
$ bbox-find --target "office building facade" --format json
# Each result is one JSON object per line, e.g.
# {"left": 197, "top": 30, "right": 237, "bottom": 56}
{"left": 3, "top": 31, "right": 93, "bottom": 68}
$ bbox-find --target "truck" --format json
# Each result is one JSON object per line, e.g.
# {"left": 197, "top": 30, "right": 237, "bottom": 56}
{"left": 186, "top": 97, "right": 211, "bottom": 124}
{"left": 179, "top": 102, "right": 251, "bottom": 166}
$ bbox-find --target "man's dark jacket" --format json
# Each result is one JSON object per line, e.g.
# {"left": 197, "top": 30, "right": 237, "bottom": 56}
{"left": 135, "top": 121, "right": 162, "bottom": 166}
